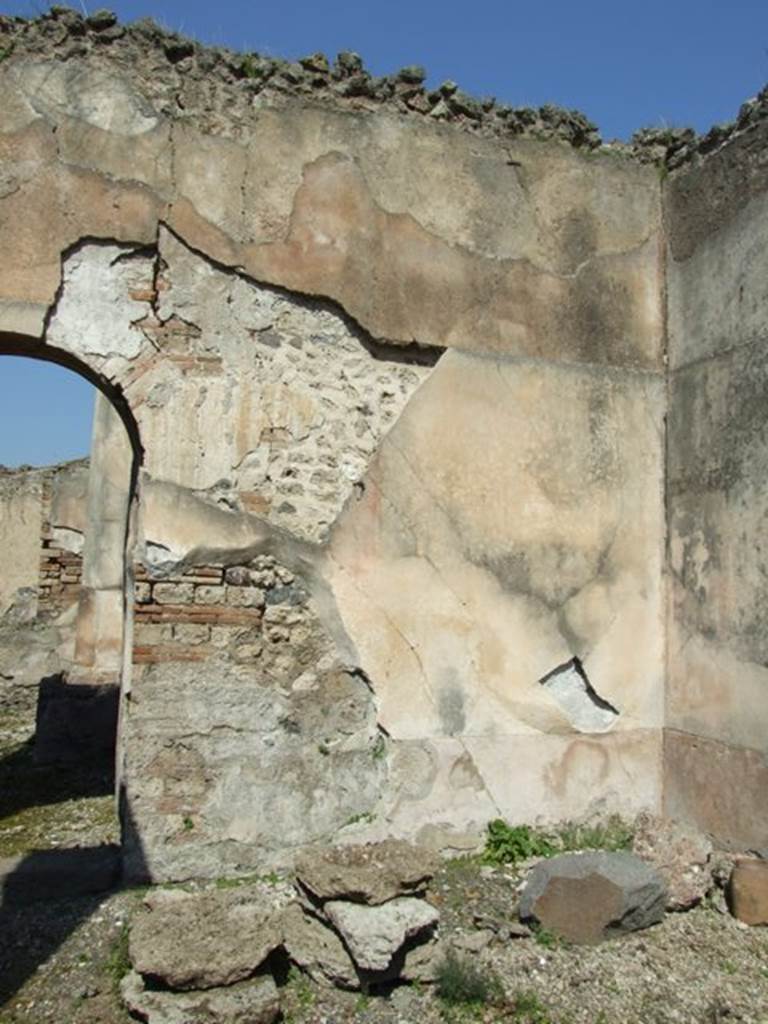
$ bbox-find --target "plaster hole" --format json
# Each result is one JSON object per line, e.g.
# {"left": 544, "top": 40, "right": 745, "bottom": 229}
{"left": 539, "top": 657, "right": 619, "bottom": 733}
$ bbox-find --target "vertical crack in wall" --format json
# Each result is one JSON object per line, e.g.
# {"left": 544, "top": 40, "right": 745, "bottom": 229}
{"left": 539, "top": 656, "right": 619, "bottom": 733}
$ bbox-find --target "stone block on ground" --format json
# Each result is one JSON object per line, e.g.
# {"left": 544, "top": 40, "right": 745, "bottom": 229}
{"left": 728, "top": 859, "right": 768, "bottom": 925}
{"left": 632, "top": 812, "right": 713, "bottom": 910}
{"left": 295, "top": 839, "right": 439, "bottom": 906}
{"left": 120, "top": 970, "right": 280, "bottom": 1024}
{"left": 129, "top": 887, "right": 282, "bottom": 990}
{"left": 282, "top": 902, "right": 359, "bottom": 989}
{"left": 519, "top": 851, "right": 666, "bottom": 944}
{"left": 324, "top": 896, "right": 439, "bottom": 972}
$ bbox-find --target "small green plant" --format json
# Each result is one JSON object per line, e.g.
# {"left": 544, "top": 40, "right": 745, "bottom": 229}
{"left": 105, "top": 923, "right": 131, "bottom": 988}
{"left": 286, "top": 965, "right": 315, "bottom": 1008}
{"left": 215, "top": 870, "right": 282, "bottom": 889}
{"left": 510, "top": 990, "right": 556, "bottom": 1023}
{"left": 240, "top": 54, "right": 260, "bottom": 79}
{"left": 557, "top": 814, "right": 634, "bottom": 853}
{"left": 0, "top": 43, "right": 14, "bottom": 63}
{"left": 182, "top": 815, "right": 194, "bottom": 831}
{"left": 344, "top": 811, "right": 375, "bottom": 827}
{"left": 483, "top": 815, "right": 634, "bottom": 866}
{"left": 435, "top": 949, "right": 503, "bottom": 1008}
{"left": 354, "top": 992, "right": 371, "bottom": 1014}
{"left": 371, "top": 733, "right": 387, "bottom": 761}
{"left": 483, "top": 820, "right": 556, "bottom": 866}
{"left": 532, "top": 924, "right": 562, "bottom": 949}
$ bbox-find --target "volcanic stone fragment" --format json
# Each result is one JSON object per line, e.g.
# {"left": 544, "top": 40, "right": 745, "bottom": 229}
{"left": 324, "top": 896, "right": 439, "bottom": 971}
{"left": 120, "top": 970, "right": 280, "bottom": 1024}
{"left": 519, "top": 851, "right": 667, "bottom": 944}
{"left": 129, "top": 887, "right": 282, "bottom": 990}
{"left": 282, "top": 902, "right": 359, "bottom": 989}
{"left": 295, "top": 839, "right": 439, "bottom": 906}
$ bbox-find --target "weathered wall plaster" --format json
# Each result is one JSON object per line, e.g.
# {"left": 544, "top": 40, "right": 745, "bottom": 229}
{"left": 664, "top": 117, "right": 768, "bottom": 849}
{"left": 4, "top": 10, "right": 766, "bottom": 877}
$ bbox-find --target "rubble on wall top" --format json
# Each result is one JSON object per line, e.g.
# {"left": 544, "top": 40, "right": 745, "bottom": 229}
{"left": 0, "top": 7, "right": 597, "bottom": 150}
{"left": 1, "top": 7, "right": 766, "bottom": 169}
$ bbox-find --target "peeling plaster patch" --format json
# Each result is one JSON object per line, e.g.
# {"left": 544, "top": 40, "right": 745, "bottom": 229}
{"left": 143, "top": 540, "right": 178, "bottom": 576}
{"left": 539, "top": 657, "right": 618, "bottom": 733}
{"left": 139, "top": 227, "right": 440, "bottom": 540}
{"left": 51, "top": 526, "right": 84, "bottom": 555}
{"left": 48, "top": 244, "right": 154, "bottom": 361}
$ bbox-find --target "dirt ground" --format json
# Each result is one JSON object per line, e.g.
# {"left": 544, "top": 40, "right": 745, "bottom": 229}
{"left": 2, "top": 673, "right": 768, "bottom": 1024}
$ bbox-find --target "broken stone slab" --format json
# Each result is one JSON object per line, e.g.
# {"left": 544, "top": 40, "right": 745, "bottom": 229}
{"left": 295, "top": 839, "right": 439, "bottom": 906}
{"left": 120, "top": 970, "right": 280, "bottom": 1024}
{"left": 324, "top": 896, "right": 439, "bottom": 972}
{"left": 398, "top": 932, "right": 444, "bottom": 982}
{"left": 283, "top": 902, "right": 360, "bottom": 989}
{"left": 519, "top": 851, "right": 666, "bottom": 944}
{"left": 632, "top": 812, "right": 713, "bottom": 910}
{"left": 728, "top": 859, "right": 768, "bottom": 925}
{"left": 129, "top": 887, "right": 282, "bottom": 990}
{"left": 448, "top": 928, "right": 495, "bottom": 955}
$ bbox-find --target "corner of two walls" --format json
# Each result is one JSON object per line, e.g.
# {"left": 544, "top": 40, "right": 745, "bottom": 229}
{"left": 663, "top": 119, "right": 768, "bottom": 849}
{"left": 108, "top": 146, "right": 670, "bottom": 882}
{"left": 0, "top": 46, "right": 673, "bottom": 879}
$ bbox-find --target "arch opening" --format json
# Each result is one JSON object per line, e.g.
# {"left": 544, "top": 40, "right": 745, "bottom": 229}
{"left": 0, "top": 334, "right": 142, "bottom": 862}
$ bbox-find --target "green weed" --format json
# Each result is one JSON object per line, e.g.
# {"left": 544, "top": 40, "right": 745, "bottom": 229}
{"left": 435, "top": 949, "right": 503, "bottom": 1008}
{"left": 482, "top": 815, "right": 634, "bottom": 866}
{"left": 532, "top": 924, "right": 563, "bottom": 949}
{"left": 105, "top": 922, "right": 131, "bottom": 988}
{"left": 510, "top": 990, "right": 556, "bottom": 1023}
{"left": 344, "top": 811, "right": 375, "bottom": 827}
{"left": 240, "top": 54, "right": 260, "bottom": 79}
{"left": 483, "top": 820, "right": 556, "bottom": 866}
{"left": 371, "top": 733, "right": 387, "bottom": 761}
{"left": 286, "top": 965, "right": 315, "bottom": 1008}
{"left": 556, "top": 815, "right": 634, "bottom": 853}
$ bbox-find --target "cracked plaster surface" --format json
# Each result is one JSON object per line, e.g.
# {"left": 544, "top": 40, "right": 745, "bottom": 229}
{"left": 45, "top": 226, "right": 437, "bottom": 543}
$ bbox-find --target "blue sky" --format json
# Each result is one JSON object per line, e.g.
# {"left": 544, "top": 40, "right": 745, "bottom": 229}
{"left": 1, "top": 0, "right": 767, "bottom": 466}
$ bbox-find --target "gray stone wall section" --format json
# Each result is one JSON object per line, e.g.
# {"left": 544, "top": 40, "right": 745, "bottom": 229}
{"left": 664, "top": 125, "right": 768, "bottom": 848}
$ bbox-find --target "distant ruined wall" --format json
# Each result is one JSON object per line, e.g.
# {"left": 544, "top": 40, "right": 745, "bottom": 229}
{"left": 0, "top": 460, "right": 89, "bottom": 620}
{"left": 0, "top": 467, "right": 45, "bottom": 618}
{"left": 664, "top": 117, "right": 768, "bottom": 849}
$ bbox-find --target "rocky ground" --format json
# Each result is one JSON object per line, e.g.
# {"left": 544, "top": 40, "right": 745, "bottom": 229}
{"left": 2, "top": 675, "right": 768, "bottom": 1023}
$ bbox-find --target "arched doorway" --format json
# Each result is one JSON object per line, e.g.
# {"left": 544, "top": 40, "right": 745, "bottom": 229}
{"left": 0, "top": 331, "right": 142, "bottom": 780}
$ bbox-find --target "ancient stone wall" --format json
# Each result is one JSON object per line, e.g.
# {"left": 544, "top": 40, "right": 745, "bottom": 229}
{"left": 664, "top": 117, "right": 768, "bottom": 849}
{"left": 0, "top": 12, "right": 667, "bottom": 880}
{"left": 1, "top": 10, "right": 765, "bottom": 880}
{"left": 0, "top": 460, "right": 88, "bottom": 621}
